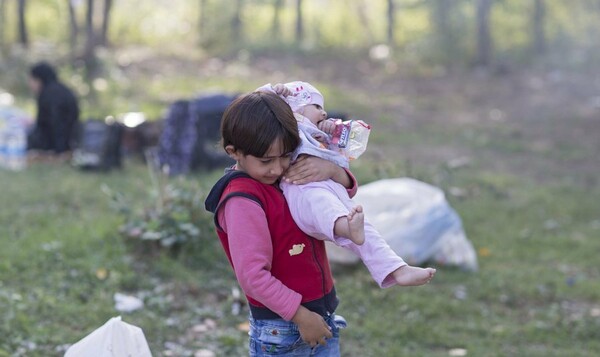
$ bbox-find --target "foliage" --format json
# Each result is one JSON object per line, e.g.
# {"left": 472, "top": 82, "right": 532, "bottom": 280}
{"left": 103, "top": 158, "right": 209, "bottom": 256}
{"left": 1, "top": 0, "right": 600, "bottom": 68}
{"left": 2, "top": 158, "right": 599, "bottom": 355}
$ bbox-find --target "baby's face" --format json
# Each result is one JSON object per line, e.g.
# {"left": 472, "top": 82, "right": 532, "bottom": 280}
{"left": 301, "top": 104, "right": 327, "bottom": 125}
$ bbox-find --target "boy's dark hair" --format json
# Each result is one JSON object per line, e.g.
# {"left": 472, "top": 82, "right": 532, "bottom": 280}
{"left": 221, "top": 91, "right": 300, "bottom": 157}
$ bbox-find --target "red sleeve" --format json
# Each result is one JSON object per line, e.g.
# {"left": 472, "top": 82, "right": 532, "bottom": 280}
{"left": 218, "top": 196, "right": 302, "bottom": 321}
{"left": 344, "top": 168, "right": 358, "bottom": 198}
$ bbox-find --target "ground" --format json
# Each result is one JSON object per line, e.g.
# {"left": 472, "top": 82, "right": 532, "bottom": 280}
{"left": 1, "top": 51, "right": 599, "bottom": 356}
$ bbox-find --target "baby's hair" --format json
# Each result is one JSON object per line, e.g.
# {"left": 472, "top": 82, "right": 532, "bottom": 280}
{"left": 221, "top": 91, "right": 300, "bottom": 157}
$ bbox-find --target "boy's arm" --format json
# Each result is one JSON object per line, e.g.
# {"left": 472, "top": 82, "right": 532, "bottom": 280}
{"left": 220, "top": 197, "right": 302, "bottom": 320}
{"left": 220, "top": 197, "right": 333, "bottom": 346}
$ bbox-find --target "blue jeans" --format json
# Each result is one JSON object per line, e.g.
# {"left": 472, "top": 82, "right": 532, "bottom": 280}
{"left": 248, "top": 313, "right": 347, "bottom": 356}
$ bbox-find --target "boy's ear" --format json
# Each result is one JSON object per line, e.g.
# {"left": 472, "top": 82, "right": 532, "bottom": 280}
{"left": 225, "top": 145, "right": 241, "bottom": 160}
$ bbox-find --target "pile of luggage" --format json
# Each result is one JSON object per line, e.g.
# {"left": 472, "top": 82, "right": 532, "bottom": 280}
{"left": 72, "top": 93, "right": 237, "bottom": 173}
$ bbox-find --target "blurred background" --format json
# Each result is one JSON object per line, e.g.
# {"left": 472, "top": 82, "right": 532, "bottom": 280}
{"left": 1, "top": 1, "right": 599, "bottom": 356}
{"left": 1, "top": 0, "right": 600, "bottom": 117}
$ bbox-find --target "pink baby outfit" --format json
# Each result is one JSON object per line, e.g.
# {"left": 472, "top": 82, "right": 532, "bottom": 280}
{"left": 259, "top": 82, "right": 407, "bottom": 287}
{"left": 280, "top": 177, "right": 406, "bottom": 288}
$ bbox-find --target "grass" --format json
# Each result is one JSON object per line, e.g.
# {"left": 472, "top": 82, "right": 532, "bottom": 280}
{"left": 2, "top": 52, "right": 599, "bottom": 356}
{"left": 1, "top": 158, "right": 599, "bottom": 356}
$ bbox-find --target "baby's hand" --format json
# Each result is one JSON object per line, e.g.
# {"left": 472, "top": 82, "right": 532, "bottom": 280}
{"left": 272, "top": 83, "right": 294, "bottom": 97}
{"left": 317, "top": 119, "right": 337, "bottom": 135}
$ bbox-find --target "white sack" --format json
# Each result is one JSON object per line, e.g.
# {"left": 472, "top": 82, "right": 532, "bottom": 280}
{"left": 64, "top": 316, "right": 152, "bottom": 357}
{"left": 326, "top": 178, "right": 478, "bottom": 271}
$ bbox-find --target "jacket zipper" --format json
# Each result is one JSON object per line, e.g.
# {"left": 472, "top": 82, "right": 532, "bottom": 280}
{"left": 309, "top": 238, "right": 330, "bottom": 313}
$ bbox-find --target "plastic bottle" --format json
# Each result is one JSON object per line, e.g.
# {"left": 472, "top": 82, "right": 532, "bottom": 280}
{"left": 0, "top": 116, "right": 6, "bottom": 169}
{"left": 3, "top": 116, "right": 27, "bottom": 171}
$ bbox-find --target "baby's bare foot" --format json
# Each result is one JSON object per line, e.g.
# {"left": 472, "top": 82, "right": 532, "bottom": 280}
{"left": 347, "top": 206, "right": 365, "bottom": 245}
{"left": 392, "top": 265, "right": 436, "bottom": 286}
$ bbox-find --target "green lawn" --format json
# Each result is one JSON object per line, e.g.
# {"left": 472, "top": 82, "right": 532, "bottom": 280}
{"left": 2, "top": 54, "right": 599, "bottom": 356}
{"left": 1, "top": 156, "right": 599, "bottom": 356}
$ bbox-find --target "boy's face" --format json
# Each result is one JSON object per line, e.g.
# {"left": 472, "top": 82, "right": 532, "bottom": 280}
{"left": 301, "top": 104, "right": 327, "bottom": 126}
{"left": 226, "top": 139, "right": 292, "bottom": 185}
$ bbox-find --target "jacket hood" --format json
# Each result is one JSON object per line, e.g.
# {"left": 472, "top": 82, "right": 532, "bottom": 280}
{"left": 204, "top": 169, "right": 250, "bottom": 213}
{"left": 30, "top": 62, "right": 58, "bottom": 86}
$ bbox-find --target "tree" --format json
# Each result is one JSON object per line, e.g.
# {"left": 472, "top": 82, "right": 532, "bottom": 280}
{"left": 475, "top": 0, "right": 493, "bottom": 66}
{"left": 232, "top": 0, "right": 243, "bottom": 42}
{"left": 356, "top": 0, "right": 375, "bottom": 44}
{"left": 18, "top": 0, "right": 28, "bottom": 47}
{"left": 198, "top": 0, "right": 207, "bottom": 43}
{"left": 532, "top": 0, "right": 545, "bottom": 55}
{"left": 83, "top": 0, "right": 98, "bottom": 77}
{"left": 387, "top": 0, "right": 395, "bottom": 44}
{"left": 100, "top": 0, "right": 113, "bottom": 47}
{"left": 430, "top": 0, "right": 463, "bottom": 64}
{"left": 0, "top": 0, "right": 5, "bottom": 50}
{"left": 295, "top": 0, "right": 304, "bottom": 44}
{"left": 272, "top": 0, "right": 283, "bottom": 40}
{"left": 432, "top": 0, "right": 451, "bottom": 43}
{"left": 67, "top": 0, "right": 79, "bottom": 57}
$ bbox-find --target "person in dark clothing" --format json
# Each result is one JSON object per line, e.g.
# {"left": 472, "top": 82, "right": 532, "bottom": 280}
{"left": 27, "top": 62, "right": 80, "bottom": 154}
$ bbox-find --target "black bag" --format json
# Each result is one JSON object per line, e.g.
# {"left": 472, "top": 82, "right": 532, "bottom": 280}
{"left": 190, "top": 94, "right": 237, "bottom": 171}
{"left": 158, "top": 95, "right": 235, "bottom": 175}
{"left": 72, "top": 119, "right": 123, "bottom": 170}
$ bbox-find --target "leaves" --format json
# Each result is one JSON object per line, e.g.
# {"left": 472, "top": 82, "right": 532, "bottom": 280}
{"left": 107, "top": 180, "right": 208, "bottom": 251}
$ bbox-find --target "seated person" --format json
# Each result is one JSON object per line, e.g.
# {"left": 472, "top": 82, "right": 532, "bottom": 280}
{"left": 27, "top": 62, "right": 80, "bottom": 154}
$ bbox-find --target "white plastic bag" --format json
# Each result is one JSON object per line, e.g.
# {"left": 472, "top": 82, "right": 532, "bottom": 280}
{"left": 326, "top": 178, "right": 478, "bottom": 271}
{"left": 64, "top": 316, "right": 152, "bottom": 357}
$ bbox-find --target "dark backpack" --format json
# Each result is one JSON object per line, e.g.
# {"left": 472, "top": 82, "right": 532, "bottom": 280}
{"left": 72, "top": 119, "right": 123, "bottom": 171}
{"left": 158, "top": 95, "right": 236, "bottom": 175}
{"left": 190, "top": 94, "right": 237, "bottom": 171}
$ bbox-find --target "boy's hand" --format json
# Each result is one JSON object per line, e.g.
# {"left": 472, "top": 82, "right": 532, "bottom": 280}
{"left": 283, "top": 155, "right": 352, "bottom": 187}
{"left": 272, "top": 83, "right": 294, "bottom": 97}
{"left": 317, "top": 119, "right": 336, "bottom": 135}
{"left": 292, "top": 306, "right": 332, "bottom": 347}
{"left": 283, "top": 155, "right": 334, "bottom": 184}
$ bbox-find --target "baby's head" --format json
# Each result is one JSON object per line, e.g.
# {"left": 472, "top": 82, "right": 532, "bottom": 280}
{"left": 284, "top": 81, "right": 327, "bottom": 125}
{"left": 221, "top": 91, "right": 300, "bottom": 184}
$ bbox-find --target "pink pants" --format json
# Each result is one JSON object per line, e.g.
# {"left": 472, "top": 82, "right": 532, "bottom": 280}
{"left": 281, "top": 179, "right": 406, "bottom": 288}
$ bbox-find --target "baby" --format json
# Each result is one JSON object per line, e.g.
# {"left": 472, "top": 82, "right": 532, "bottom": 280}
{"left": 258, "top": 81, "right": 435, "bottom": 287}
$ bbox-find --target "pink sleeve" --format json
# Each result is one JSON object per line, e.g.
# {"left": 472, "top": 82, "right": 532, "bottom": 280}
{"left": 218, "top": 196, "right": 302, "bottom": 321}
{"left": 344, "top": 169, "right": 358, "bottom": 198}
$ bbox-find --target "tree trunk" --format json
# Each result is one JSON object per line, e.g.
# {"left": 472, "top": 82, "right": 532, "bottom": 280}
{"left": 475, "top": 0, "right": 493, "bottom": 66}
{"left": 434, "top": 0, "right": 451, "bottom": 42}
{"left": 387, "top": 0, "right": 395, "bottom": 44}
{"left": 232, "top": 0, "right": 243, "bottom": 43}
{"left": 432, "top": 0, "right": 456, "bottom": 61}
{"left": 533, "top": 0, "right": 545, "bottom": 55}
{"left": 356, "top": 0, "right": 374, "bottom": 44}
{"left": 0, "top": 0, "right": 5, "bottom": 50}
{"left": 84, "top": 0, "right": 98, "bottom": 78}
{"left": 295, "top": 0, "right": 303, "bottom": 44}
{"left": 18, "top": 0, "right": 28, "bottom": 47}
{"left": 67, "top": 0, "right": 79, "bottom": 59}
{"left": 198, "top": 0, "right": 207, "bottom": 42}
{"left": 100, "top": 0, "right": 112, "bottom": 47}
{"left": 272, "top": 0, "right": 283, "bottom": 40}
